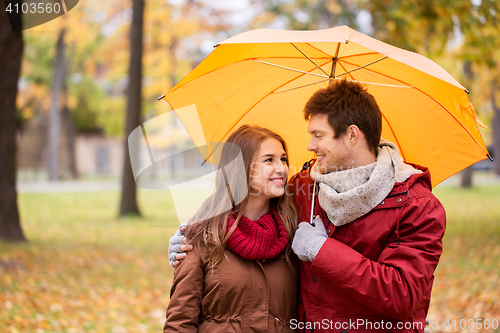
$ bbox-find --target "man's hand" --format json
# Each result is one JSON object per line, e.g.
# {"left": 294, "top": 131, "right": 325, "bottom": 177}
{"left": 291, "top": 217, "right": 328, "bottom": 262}
{"left": 169, "top": 225, "right": 193, "bottom": 267}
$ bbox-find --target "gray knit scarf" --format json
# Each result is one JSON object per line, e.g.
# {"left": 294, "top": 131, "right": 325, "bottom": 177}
{"left": 310, "top": 138, "right": 422, "bottom": 227}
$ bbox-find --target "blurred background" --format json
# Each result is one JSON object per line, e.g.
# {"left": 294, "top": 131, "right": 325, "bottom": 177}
{"left": 1, "top": 0, "right": 500, "bottom": 332}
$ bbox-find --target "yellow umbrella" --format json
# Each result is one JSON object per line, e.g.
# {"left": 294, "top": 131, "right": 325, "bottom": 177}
{"left": 161, "top": 25, "right": 490, "bottom": 187}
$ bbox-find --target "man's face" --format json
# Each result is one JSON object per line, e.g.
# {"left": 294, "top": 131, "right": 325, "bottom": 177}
{"left": 307, "top": 114, "right": 353, "bottom": 174}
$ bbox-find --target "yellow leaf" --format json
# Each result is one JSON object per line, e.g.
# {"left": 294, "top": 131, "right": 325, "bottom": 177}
{"left": 109, "top": 301, "right": 119, "bottom": 309}
{"left": 108, "top": 310, "right": 118, "bottom": 319}
{"left": 49, "top": 303, "right": 62, "bottom": 312}
{"left": 4, "top": 300, "right": 13, "bottom": 310}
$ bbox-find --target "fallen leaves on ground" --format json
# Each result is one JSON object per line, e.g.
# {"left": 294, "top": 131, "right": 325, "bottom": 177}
{"left": 1, "top": 184, "right": 500, "bottom": 332}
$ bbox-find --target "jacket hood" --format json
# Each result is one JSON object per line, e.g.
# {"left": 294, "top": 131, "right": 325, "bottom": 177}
{"left": 401, "top": 163, "right": 432, "bottom": 191}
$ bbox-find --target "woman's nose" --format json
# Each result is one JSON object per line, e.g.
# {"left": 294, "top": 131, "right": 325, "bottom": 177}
{"left": 274, "top": 161, "right": 286, "bottom": 174}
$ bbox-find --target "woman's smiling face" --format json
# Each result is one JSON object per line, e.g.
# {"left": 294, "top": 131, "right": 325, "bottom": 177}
{"left": 249, "top": 138, "right": 289, "bottom": 199}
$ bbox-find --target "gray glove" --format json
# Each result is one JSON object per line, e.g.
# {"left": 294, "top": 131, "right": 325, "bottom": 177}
{"left": 169, "top": 224, "right": 186, "bottom": 267}
{"left": 291, "top": 217, "right": 328, "bottom": 262}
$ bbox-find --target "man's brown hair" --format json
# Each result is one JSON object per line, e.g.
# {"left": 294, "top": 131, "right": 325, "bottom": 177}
{"left": 304, "top": 79, "right": 382, "bottom": 154}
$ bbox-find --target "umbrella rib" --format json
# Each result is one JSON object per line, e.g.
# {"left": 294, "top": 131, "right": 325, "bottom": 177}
{"left": 338, "top": 62, "right": 355, "bottom": 81}
{"left": 333, "top": 78, "right": 412, "bottom": 89}
{"left": 217, "top": 59, "right": 333, "bottom": 144}
{"left": 274, "top": 78, "right": 330, "bottom": 93}
{"left": 168, "top": 51, "right": 378, "bottom": 95}
{"left": 168, "top": 56, "right": 330, "bottom": 95}
{"left": 161, "top": 98, "right": 212, "bottom": 166}
{"left": 291, "top": 42, "right": 329, "bottom": 76}
{"left": 196, "top": 59, "right": 331, "bottom": 164}
{"left": 339, "top": 52, "right": 380, "bottom": 59}
{"left": 255, "top": 60, "right": 328, "bottom": 78}
{"left": 380, "top": 112, "right": 407, "bottom": 162}
{"left": 412, "top": 87, "right": 490, "bottom": 156}
{"left": 336, "top": 56, "right": 388, "bottom": 77}
{"left": 193, "top": 59, "right": 334, "bottom": 165}
{"left": 340, "top": 58, "right": 413, "bottom": 87}
{"left": 305, "top": 42, "right": 335, "bottom": 58}
{"left": 337, "top": 60, "right": 489, "bottom": 157}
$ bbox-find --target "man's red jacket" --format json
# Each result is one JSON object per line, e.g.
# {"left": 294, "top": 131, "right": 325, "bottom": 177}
{"left": 290, "top": 162, "right": 446, "bottom": 333}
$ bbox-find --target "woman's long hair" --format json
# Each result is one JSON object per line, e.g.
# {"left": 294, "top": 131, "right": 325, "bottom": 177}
{"left": 185, "top": 125, "right": 298, "bottom": 268}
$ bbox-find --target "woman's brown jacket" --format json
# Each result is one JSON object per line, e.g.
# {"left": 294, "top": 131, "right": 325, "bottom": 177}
{"left": 164, "top": 247, "right": 299, "bottom": 332}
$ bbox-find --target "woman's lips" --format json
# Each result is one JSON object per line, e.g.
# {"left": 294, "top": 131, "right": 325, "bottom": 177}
{"left": 270, "top": 178, "right": 285, "bottom": 186}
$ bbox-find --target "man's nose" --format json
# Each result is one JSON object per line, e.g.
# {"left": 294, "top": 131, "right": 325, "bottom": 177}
{"left": 307, "top": 139, "right": 317, "bottom": 152}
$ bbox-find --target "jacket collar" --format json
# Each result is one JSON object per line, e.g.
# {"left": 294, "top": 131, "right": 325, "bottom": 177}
{"left": 374, "top": 164, "right": 431, "bottom": 210}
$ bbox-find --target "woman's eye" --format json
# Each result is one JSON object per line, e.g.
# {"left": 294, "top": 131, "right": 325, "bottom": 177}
{"left": 281, "top": 157, "right": 287, "bottom": 162}
{"left": 265, "top": 158, "right": 272, "bottom": 162}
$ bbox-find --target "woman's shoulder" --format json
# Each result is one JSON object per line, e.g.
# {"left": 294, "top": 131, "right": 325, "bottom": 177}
{"left": 174, "top": 245, "right": 210, "bottom": 276}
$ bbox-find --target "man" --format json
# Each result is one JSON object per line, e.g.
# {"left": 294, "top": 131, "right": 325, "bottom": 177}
{"left": 169, "top": 80, "right": 445, "bottom": 332}
{"left": 288, "top": 79, "right": 445, "bottom": 332}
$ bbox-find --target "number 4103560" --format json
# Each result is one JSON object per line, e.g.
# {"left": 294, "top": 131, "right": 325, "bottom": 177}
{"left": 444, "top": 319, "right": 499, "bottom": 330}
{"left": 5, "top": 2, "right": 62, "bottom": 14}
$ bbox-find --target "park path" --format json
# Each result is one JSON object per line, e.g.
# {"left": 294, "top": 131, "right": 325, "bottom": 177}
{"left": 17, "top": 180, "right": 121, "bottom": 193}
{"left": 16, "top": 172, "right": 500, "bottom": 193}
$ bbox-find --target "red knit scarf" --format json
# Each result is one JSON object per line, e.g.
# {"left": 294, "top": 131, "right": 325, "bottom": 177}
{"left": 225, "top": 209, "right": 289, "bottom": 260}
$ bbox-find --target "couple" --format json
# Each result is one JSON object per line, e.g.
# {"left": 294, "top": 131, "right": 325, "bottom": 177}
{"left": 164, "top": 80, "right": 446, "bottom": 332}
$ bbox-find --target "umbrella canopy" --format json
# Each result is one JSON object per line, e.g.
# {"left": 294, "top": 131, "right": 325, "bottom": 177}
{"left": 162, "top": 25, "right": 490, "bottom": 186}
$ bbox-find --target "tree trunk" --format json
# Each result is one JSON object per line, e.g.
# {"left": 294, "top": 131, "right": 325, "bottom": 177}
{"left": 492, "top": 86, "right": 500, "bottom": 175}
{"left": 47, "top": 29, "right": 66, "bottom": 181}
{"left": 460, "top": 61, "right": 474, "bottom": 187}
{"left": 62, "top": 57, "right": 77, "bottom": 179}
{"left": 169, "top": 36, "right": 178, "bottom": 89}
{"left": 119, "top": 0, "right": 144, "bottom": 216}
{"left": 63, "top": 104, "right": 77, "bottom": 178}
{"left": 460, "top": 166, "right": 473, "bottom": 188}
{"left": 0, "top": 6, "right": 26, "bottom": 242}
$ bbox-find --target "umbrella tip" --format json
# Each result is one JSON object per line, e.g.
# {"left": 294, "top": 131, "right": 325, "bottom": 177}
{"left": 487, "top": 154, "right": 494, "bottom": 162}
{"left": 465, "top": 89, "right": 470, "bottom": 94}
{"left": 157, "top": 94, "right": 166, "bottom": 101}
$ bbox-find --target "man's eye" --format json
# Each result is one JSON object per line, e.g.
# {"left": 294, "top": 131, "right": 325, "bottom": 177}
{"left": 315, "top": 135, "right": 322, "bottom": 139}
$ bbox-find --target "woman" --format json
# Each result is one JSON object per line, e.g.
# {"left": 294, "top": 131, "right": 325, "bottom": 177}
{"left": 164, "top": 125, "right": 299, "bottom": 332}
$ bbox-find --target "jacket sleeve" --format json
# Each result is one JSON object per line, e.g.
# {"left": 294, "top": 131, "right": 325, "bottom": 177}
{"left": 310, "top": 195, "right": 446, "bottom": 320}
{"left": 164, "top": 249, "right": 205, "bottom": 332}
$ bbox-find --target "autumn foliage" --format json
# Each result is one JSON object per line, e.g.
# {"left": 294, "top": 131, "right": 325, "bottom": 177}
{"left": 1, "top": 184, "right": 500, "bottom": 332}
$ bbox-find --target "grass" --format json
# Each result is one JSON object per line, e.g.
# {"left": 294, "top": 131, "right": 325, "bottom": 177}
{"left": 428, "top": 185, "right": 500, "bottom": 332}
{"left": 1, "top": 184, "right": 499, "bottom": 332}
{"left": 1, "top": 189, "right": 178, "bottom": 333}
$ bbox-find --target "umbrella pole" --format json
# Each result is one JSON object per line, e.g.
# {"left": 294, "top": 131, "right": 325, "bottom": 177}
{"left": 329, "top": 43, "right": 340, "bottom": 86}
{"left": 310, "top": 181, "right": 317, "bottom": 226}
{"left": 329, "top": 58, "right": 337, "bottom": 85}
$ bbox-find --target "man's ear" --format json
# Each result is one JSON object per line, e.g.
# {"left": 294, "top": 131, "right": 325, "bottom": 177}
{"left": 347, "top": 125, "right": 361, "bottom": 146}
